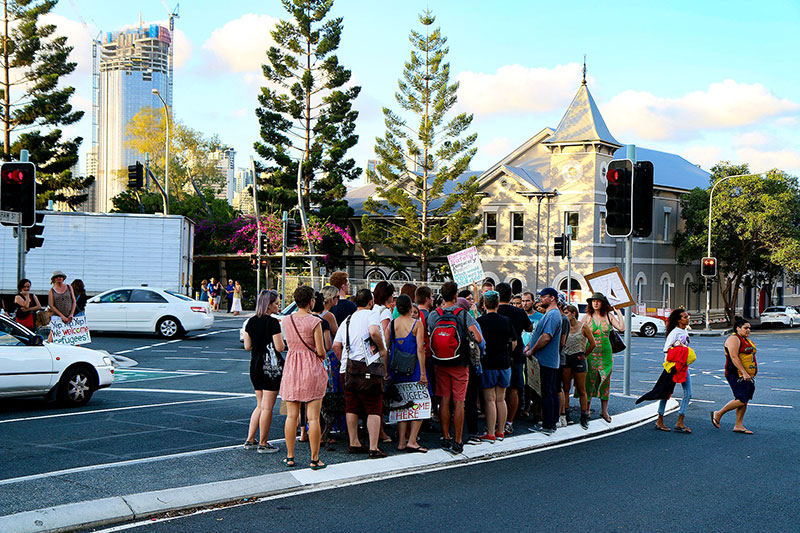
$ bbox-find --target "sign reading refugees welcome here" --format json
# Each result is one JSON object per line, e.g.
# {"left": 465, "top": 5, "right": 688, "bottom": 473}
{"left": 447, "top": 246, "right": 485, "bottom": 288}
{"left": 388, "top": 382, "right": 432, "bottom": 424}
{"left": 50, "top": 315, "right": 92, "bottom": 345}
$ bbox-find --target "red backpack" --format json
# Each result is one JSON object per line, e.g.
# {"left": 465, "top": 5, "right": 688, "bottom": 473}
{"left": 430, "top": 307, "right": 466, "bottom": 362}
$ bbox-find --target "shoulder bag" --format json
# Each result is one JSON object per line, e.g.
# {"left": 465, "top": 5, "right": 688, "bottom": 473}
{"left": 343, "top": 315, "right": 385, "bottom": 396}
{"left": 389, "top": 319, "right": 418, "bottom": 377}
{"left": 608, "top": 326, "right": 626, "bottom": 354}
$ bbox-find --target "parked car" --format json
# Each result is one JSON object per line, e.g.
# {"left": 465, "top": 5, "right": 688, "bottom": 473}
{"left": 576, "top": 304, "right": 666, "bottom": 337}
{"left": 0, "top": 314, "right": 114, "bottom": 406}
{"left": 239, "top": 302, "right": 297, "bottom": 343}
{"left": 85, "top": 287, "right": 213, "bottom": 339}
{"left": 760, "top": 306, "right": 799, "bottom": 328}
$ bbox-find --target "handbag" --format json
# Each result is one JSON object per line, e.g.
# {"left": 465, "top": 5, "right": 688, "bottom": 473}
{"left": 608, "top": 327, "right": 626, "bottom": 353}
{"left": 466, "top": 330, "right": 481, "bottom": 367}
{"left": 389, "top": 319, "right": 418, "bottom": 377}
{"left": 262, "top": 342, "right": 283, "bottom": 379}
{"left": 343, "top": 315, "right": 385, "bottom": 396}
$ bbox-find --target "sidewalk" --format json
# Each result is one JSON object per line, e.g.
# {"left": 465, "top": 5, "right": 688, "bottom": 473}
{"left": 0, "top": 398, "right": 676, "bottom": 533}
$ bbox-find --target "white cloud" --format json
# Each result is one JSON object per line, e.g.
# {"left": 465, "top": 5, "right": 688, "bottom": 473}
{"left": 735, "top": 147, "right": 800, "bottom": 174}
{"left": 681, "top": 146, "right": 723, "bottom": 170}
{"left": 202, "top": 14, "right": 279, "bottom": 73}
{"left": 478, "top": 137, "right": 513, "bottom": 159}
{"left": 457, "top": 63, "right": 584, "bottom": 115}
{"left": 602, "top": 79, "right": 800, "bottom": 141}
{"left": 732, "top": 131, "right": 774, "bottom": 148}
{"left": 43, "top": 14, "right": 96, "bottom": 78}
{"left": 233, "top": 108, "right": 248, "bottom": 118}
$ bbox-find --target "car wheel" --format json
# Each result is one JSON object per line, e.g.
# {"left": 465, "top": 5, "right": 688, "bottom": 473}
{"left": 157, "top": 316, "right": 182, "bottom": 339}
{"left": 641, "top": 323, "right": 657, "bottom": 337}
{"left": 58, "top": 366, "right": 96, "bottom": 407}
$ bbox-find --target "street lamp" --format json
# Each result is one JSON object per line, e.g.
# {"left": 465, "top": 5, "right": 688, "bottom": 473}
{"left": 704, "top": 172, "right": 765, "bottom": 330}
{"left": 152, "top": 88, "right": 169, "bottom": 214}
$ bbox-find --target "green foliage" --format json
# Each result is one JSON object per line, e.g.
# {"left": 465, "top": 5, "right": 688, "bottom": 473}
{"left": 1, "top": 0, "right": 88, "bottom": 208}
{"left": 359, "top": 10, "right": 482, "bottom": 281}
{"left": 253, "top": 0, "right": 360, "bottom": 231}
{"left": 111, "top": 188, "right": 236, "bottom": 222}
{"left": 674, "top": 161, "right": 800, "bottom": 323}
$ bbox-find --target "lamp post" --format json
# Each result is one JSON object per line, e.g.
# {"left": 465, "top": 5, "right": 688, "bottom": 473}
{"left": 704, "top": 172, "right": 765, "bottom": 330}
{"left": 152, "top": 88, "right": 169, "bottom": 214}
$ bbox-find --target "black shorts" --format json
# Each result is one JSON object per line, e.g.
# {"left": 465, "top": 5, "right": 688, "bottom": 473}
{"left": 250, "top": 355, "right": 282, "bottom": 391}
{"left": 565, "top": 353, "right": 588, "bottom": 373}
{"left": 510, "top": 361, "right": 524, "bottom": 391}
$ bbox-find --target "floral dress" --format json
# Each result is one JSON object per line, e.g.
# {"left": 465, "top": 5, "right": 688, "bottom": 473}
{"left": 585, "top": 316, "right": 613, "bottom": 401}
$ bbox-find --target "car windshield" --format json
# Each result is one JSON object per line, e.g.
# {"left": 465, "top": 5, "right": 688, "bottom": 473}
{"left": 165, "top": 290, "right": 193, "bottom": 301}
{"left": 763, "top": 307, "right": 784, "bottom": 313}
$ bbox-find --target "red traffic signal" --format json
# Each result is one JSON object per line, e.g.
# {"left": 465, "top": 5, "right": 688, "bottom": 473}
{"left": 605, "top": 159, "right": 633, "bottom": 237}
{"left": 1, "top": 161, "right": 36, "bottom": 227}
{"left": 701, "top": 257, "right": 717, "bottom": 277}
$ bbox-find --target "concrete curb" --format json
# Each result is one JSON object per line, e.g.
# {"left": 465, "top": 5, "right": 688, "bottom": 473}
{"left": 0, "top": 400, "right": 676, "bottom": 533}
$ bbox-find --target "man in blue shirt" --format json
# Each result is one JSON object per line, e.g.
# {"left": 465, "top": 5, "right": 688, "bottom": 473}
{"left": 528, "top": 287, "right": 562, "bottom": 434}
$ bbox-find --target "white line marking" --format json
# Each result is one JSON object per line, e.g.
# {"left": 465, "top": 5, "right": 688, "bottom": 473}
{"left": 116, "top": 369, "right": 200, "bottom": 375}
{"left": 772, "top": 388, "right": 800, "bottom": 393}
{"left": 703, "top": 384, "right": 729, "bottom": 387}
{"left": 104, "top": 388, "right": 253, "bottom": 397}
{"left": 748, "top": 403, "right": 793, "bottom": 409}
{"left": 220, "top": 358, "right": 249, "bottom": 362}
{"left": 164, "top": 356, "right": 210, "bottom": 360}
{"left": 175, "top": 369, "right": 228, "bottom": 374}
{"left": 688, "top": 398, "right": 714, "bottom": 403}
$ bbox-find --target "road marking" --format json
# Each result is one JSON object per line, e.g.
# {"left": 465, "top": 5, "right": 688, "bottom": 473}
{"left": 687, "top": 398, "right": 714, "bottom": 403}
{"left": 175, "top": 369, "right": 228, "bottom": 374}
{"left": 164, "top": 356, "right": 210, "bottom": 360}
{"left": 0, "top": 396, "right": 250, "bottom": 425}
{"left": 221, "top": 358, "right": 249, "bottom": 362}
{"left": 152, "top": 349, "right": 178, "bottom": 353}
{"left": 104, "top": 388, "right": 252, "bottom": 397}
{"left": 772, "top": 388, "right": 800, "bottom": 393}
{"left": 703, "top": 384, "right": 729, "bottom": 387}
{"left": 748, "top": 403, "right": 793, "bottom": 408}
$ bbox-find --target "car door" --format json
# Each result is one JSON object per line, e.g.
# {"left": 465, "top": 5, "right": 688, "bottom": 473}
{"left": 0, "top": 319, "right": 54, "bottom": 394}
{"left": 85, "top": 290, "right": 132, "bottom": 331}
{"left": 128, "top": 290, "right": 169, "bottom": 331}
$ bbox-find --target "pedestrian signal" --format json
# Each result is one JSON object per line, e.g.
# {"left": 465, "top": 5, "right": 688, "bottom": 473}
{"left": 701, "top": 257, "right": 717, "bottom": 277}
{"left": 605, "top": 159, "right": 633, "bottom": 237}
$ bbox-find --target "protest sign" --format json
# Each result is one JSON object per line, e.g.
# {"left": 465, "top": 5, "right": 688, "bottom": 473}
{"left": 447, "top": 246, "right": 485, "bottom": 288}
{"left": 388, "top": 382, "right": 432, "bottom": 424}
{"left": 584, "top": 267, "right": 634, "bottom": 308}
{"left": 50, "top": 315, "right": 92, "bottom": 345}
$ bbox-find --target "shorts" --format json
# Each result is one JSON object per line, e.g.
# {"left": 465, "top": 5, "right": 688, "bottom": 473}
{"left": 557, "top": 365, "right": 565, "bottom": 390}
{"left": 434, "top": 365, "right": 469, "bottom": 402}
{"left": 510, "top": 361, "right": 524, "bottom": 391}
{"left": 726, "top": 373, "right": 755, "bottom": 404}
{"left": 566, "top": 352, "right": 588, "bottom": 373}
{"left": 345, "top": 389, "right": 383, "bottom": 416}
{"left": 481, "top": 368, "right": 511, "bottom": 389}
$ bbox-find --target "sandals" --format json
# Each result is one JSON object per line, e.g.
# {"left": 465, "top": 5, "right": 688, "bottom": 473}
{"left": 310, "top": 459, "right": 327, "bottom": 470}
{"left": 348, "top": 445, "right": 369, "bottom": 454}
{"left": 674, "top": 426, "right": 692, "bottom": 434}
{"left": 654, "top": 425, "right": 671, "bottom": 432}
{"left": 368, "top": 448, "right": 388, "bottom": 459}
{"left": 404, "top": 445, "right": 428, "bottom": 453}
{"left": 710, "top": 410, "right": 720, "bottom": 429}
{"left": 733, "top": 428, "right": 754, "bottom": 434}
{"left": 283, "top": 457, "right": 295, "bottom": 468}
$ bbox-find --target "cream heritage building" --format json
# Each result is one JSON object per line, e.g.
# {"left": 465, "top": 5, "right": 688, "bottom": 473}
{"left": 344, "top": 79, "right": 724, "bottom": 318}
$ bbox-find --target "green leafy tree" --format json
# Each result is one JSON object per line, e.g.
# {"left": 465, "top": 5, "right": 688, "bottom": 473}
{"left": 110, "top": 188, "right": 236, "bottom": 222}
{"left": 1, "top": 0, "right": 90, "bottom": 208}
{"left": 359, "top": 11, "right": 482, "bottom": 281}
{"left": 674, "top": 161, "right": 800, "bottom": 324}
{"left": 254, "top": 0, "right": 361, "bottom": 227}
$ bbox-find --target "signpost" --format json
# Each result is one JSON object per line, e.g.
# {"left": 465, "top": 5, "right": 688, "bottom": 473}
{"left": 0, "top": 210, "right": 21, "bottom": 225}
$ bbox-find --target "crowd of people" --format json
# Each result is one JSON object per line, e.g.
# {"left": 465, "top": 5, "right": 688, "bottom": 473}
{"left": 1, "top": 271, "right": 88, "bottom": 338}
{"left": 198, "top": 278, "right": 243, "bottom": 314}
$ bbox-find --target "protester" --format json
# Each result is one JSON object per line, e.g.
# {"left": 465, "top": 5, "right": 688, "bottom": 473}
{"left": 332, "top": 289, "right": 389, "bottom": 458}
{"left": 556, "top": 294, "right": 571, "bottom": 427}
{"left": 199, "top": 279, "right": 209, "bottom": 302}
{"left": 415, "top": 286, "right": 436, "bottom": 410}
{"left": 14, "top": 279, "right": 41, "bottom": 330}
{"left": 392, "top": 283, "right": 418, "bottom": 318}
{"left": 49, "top": 271, "right": 76, "bottom": 326}
{"left": 476, "top": 290, "right": 516, "bottom": 442}
{"left": 655, "top": 309, "right": 693, "bottom": 433}
{"left": 520, "top": 291, "right": 544, "bottom": 420}
{"left": 280, "top": 286, "right": 328, "bottom": 469}
{"left": 230, "top": 281, "right": 243, "bottom": 316}
{"left": 511, "top": 294, "right": 523, "bottom": 308}
{"left": 208, "top": 278, "right": 218, "bottom": 311}
{"left": 387, "top": 294, "right": 428, "bottom": 452}
{"left": 319, "top": 285, "right": 340, "bottom": 337}
{"left": 562, "top": 304, "right": 595, "bottom": 429}
{"left": 226, "top": 280, "right": 234, "bottom": 313}
{"left": 214, "top": 279, "right": 224, "bottom": 312}
{"left": 243, "top": 290, "right": 285, "bottom": 453}
{"left": 372, "top": 280, "right": 395, "bottom": 333}
{"left": 71, "top": 279, "right": 88, "bottom": 315}
{"left": 329, "top": 271, "right": 357, "bottom": 324}
{"left": 476, "top": 279, "right": 495, "bottom": 315}
{"left": 457, "top": 296, "right": 486, "bottom": 444}
{"left": 581, "top": 292, "right": 624, "bottom": 423}
{"left": 427, "top": 281, "right": 483, "bottom": 454}
{"left": 496, "top": 282, "right": 532, "bottom": 435}
{"left": 711, "top": 317, "right": 756, "bottom": 434}
{"left": 527, "top": 288, "right": 563, "bottom": 434}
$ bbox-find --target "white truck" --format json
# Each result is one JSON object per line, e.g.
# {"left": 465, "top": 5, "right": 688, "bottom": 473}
{"left": 1, "top": 212, "right": 194, "bottom": 296}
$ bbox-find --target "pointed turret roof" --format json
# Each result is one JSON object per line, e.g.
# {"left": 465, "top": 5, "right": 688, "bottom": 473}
{"left": 544, "top": 82, "right": 621, "bottom": 147}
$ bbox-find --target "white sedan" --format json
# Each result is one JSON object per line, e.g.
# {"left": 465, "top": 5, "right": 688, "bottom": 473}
{"left": 760, "top": 306, "right": 799, "bottom": 328}
{"left": 239, "top": 302, "right": 297, "bottom": 342}
{"left": 86, "top": 287, "right": 213, "bottom": 339}
{"left": 0, "top": 315, "right": 114, "bottom": 406}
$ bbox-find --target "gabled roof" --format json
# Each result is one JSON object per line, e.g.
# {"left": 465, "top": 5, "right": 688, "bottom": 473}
{"left": 543, "top": 82, "right": 621, "bottom": 147}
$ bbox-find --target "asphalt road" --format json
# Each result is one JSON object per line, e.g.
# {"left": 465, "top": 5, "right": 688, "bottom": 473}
{"left": 1, "top": 316, "right": 798, "bottom": 526}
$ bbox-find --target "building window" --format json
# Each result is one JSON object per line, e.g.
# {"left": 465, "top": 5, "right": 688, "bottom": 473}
{"left": 661, "top": 276, "right": 671, "bottom": 308}
{"left": 663, "top": 212, "right": 671, "bottom": 241}
{"left": 511, "top": 212, "right": 523, "bottom": 241}
{"left": 599, "top": 212, "right": 606, "bottom": 243}
{"left": 565, "top": 211, "right": 579, "bottom": 239}
{"left": 485, "top": 213, "right": 497, "bottom": 241}
{"left": 684, "top": 279, "right": 692, "bottom": 310}
{"left": 636, "top": 277, "right": 645, "bottom": 306}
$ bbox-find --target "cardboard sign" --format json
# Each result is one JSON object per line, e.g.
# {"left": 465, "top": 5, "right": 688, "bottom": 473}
{"left": 50, "top": 315, "right": 92, "bottom": 345}
{"left": 584, "top": 267, "right": 634, "bottom": 309}
{"left": 447, "top": 246, "right": 485, "bottom": 288}
{"left": 388, "top": 382, "right": 432, "bottom": 424}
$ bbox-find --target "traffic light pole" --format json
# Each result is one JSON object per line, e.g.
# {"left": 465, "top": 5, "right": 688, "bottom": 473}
{"left": 281, "top": 211, "right": 288, "bottom": 311}
{"left": 251, "top": 157, "right": 261, "bottom": 296}
{"left": 623, "top": 145, "right": 635, "bottom": 396}
{"left": 566, "top": 226, "right": 572, "bottom": 303}
{"left": 16, "top": 150, "right": 30, "bottom": 281}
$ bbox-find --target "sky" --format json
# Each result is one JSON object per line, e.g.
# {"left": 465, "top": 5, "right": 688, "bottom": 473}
{"left": 47, "top": 0, "right": 800, "bottom": 183}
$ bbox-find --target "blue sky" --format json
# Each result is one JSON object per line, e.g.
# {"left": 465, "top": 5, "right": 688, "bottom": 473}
{"left": 50, "top": 0, "right": 800, "bottom": 181}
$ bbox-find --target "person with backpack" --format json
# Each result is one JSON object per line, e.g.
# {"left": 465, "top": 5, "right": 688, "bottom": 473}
{"left": 427, "top": 281, "right": 483, "bottom": 454}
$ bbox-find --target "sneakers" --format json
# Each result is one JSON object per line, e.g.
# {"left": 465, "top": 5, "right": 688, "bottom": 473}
{"left": 541, "top": 427, "right": 556, "bottom": 436}
{"left": 504, "top": 422, "right": 513, "bottom": 435}
{"left": 528, "top": 423, "right": 543, "bottom": 433}
{"left": 257, "top": 443, "right": 279, "bottom": 454}
{"left": 466, "top": 434, "right": 483, "bottom": 445}
{"left": 450, "top": 441, "right": 464, "bottom": 454}
{"left": 564, "top": 412, "right": 573, "bottom": 425}
{"left": 558, "top": 415, "right": 567, "bottom": 428}
{"left": 477, "top": 433, "right": 496, "bottom": 443}
{"left": 440, "top": 437, "right": 452, "bottom": 451}
{"left": 243, "top": 440, "right": 257, "bottom": 450}
{"left": 494, "top": 431, "right": 505, "bottom": 441}
{"left": 580, "top": 413, "right": 589, "bottom": 430}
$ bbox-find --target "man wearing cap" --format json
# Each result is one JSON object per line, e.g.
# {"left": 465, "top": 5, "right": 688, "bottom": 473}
{"left": 528, "top": 287, "right": 563, "bottom": 434}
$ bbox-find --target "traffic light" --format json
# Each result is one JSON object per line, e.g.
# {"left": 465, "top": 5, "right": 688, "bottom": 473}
{"left": 605, "top": 159, "right": 633, "bottom": 237}
{"left": 250, "top": 255, "right": 259, "bottom": 271}
{"left": 25, "top": 212, "right": 45, "bottom": 251}
{"left": 286, "top": 219, "right": 303, "bottom": 248}
{"left": 1, "top": 161, "right": 36, "bottom": 227}
{"left": 632, "top": 161, "right": 654, "bottom": 238}
{"left": 127, "top": 162, "right": 143, "bottom": 189}
{"left": 701, "top": 257, "right": 717, "bottom": 277}
{"left": 260, "top": 234, "right": 270, "bottom": 255}
{"left": 553, "top": 233, "right": 568, "bottom": 258}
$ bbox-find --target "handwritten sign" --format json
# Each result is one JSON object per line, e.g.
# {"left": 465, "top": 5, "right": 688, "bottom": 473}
{"left": 447, "top": 246, "right": 485, "bottom": 288}
{"left": 50, "top": 315, "right": 92, "bottom": 345}
{"left": 388, "top": 382, "right": 431, "bottom": 424}
{"left": 584, "top": 267, "right": 634, "bottom": 309}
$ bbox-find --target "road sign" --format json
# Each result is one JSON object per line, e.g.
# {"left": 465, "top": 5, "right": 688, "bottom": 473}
{"left": 0, "top": 210, "right": 21, "bottom": 224}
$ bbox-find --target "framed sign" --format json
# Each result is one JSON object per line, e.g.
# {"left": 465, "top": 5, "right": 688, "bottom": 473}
{"left": 584, "top": 267, "right": 634, "bottom": 309}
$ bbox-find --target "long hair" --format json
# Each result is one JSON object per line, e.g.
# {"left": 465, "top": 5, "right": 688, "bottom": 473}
{"left": 255, "top": 289, "right": 277, "bottom": 317}
{"left": 666, "top": 308, "right": 685, "bottom": 335}
{"left": 587, "top": 298, "right": 611, "bottom": 317}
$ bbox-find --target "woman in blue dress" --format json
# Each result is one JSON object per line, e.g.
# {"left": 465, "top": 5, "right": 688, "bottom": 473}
{"left": 386, "top": 294, "right": 428, "bottom": 452}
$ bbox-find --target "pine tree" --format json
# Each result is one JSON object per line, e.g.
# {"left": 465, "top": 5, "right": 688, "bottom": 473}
{"left": 254, "top": 0, "right": 360, "bottom": 227}
{"left": 1, "top": 0, "right": 89, "bottom": 209}
{"left": 360, "top": 11, "right": 483, "bottom": 282}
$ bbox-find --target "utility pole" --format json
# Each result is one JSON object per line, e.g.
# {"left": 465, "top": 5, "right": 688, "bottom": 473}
{"left": 623, "top": 145, "right": 635, "bottom": 396}
{"left": 281, "top": 210, "right": 288, "bottom": 311}
{"left": 566, "top": 225, "right": 573, "bottom": 303}
{"left": 251, "top": 157, "right": 261, "bottom": 295}
{"left": 296, "top": 157, "right": 317, "bottom": 289}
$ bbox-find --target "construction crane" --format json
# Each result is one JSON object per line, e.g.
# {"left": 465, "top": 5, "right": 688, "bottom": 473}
{"left": 160, "top": 2, "right": 180, "bottom": 114}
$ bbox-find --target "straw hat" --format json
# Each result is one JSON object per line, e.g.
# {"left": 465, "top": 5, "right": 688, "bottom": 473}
{"left": 586, "top": 292, "right": 610, "bottom": 305}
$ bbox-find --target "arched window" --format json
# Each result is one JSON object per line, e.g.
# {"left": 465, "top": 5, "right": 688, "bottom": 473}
{"left": 510, "top": 278, "right": 523, "bottom": 294}
{"left": 660, "top": 274, "right": 672, "bottom": 309}
{"left": 683, "top": 274, "right": 694, "bottom": 311}
{"left": 634, "top": 273, "right": 647, "bottom": 307}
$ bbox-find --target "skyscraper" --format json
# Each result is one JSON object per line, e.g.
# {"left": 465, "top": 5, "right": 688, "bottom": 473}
{"left": 96, "top": 23, "right": 172, "bottom": 212}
